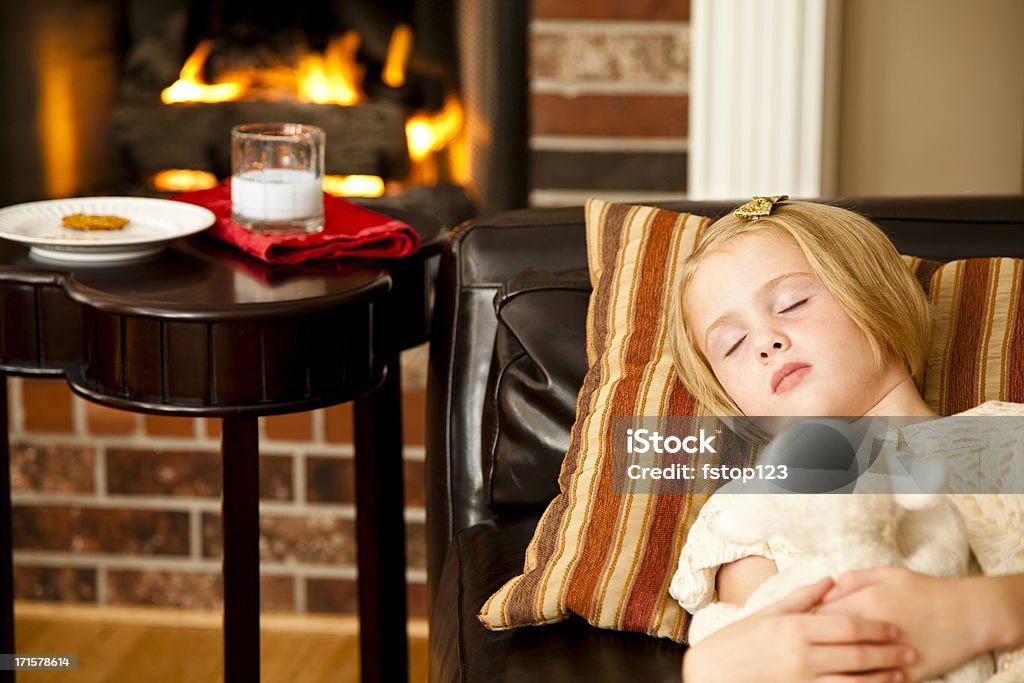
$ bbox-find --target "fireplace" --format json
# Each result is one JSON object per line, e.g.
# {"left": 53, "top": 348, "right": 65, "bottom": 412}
{"left": 0, "top": 0, "right": 529, "bottom": 223}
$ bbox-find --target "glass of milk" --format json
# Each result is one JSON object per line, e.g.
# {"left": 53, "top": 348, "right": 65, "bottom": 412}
{"left": 231, "top": 123, "right": 325, "bottom": 234}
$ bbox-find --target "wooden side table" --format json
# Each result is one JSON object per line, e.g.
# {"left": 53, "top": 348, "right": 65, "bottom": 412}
{"left": 0, "top": 210, "right": 443, "bottom": 683}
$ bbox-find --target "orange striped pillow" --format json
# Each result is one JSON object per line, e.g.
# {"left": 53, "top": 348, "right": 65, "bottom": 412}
{"left": 478, "top": 199, "right": 711, "bottom": 640}
{"left": 922, "top": 257, "right": 1024, "bottom": 415}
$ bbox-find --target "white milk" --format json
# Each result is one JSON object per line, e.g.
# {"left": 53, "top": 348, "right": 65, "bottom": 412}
{"left": 231, "top": 168, "right": 322, "bottom": 222}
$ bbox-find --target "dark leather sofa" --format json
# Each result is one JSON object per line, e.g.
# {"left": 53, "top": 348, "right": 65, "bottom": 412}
{"left": 425, "top": 196, "right": 1024, "bottom": 683}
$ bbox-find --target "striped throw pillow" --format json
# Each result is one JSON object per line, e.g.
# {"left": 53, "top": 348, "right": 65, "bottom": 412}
{"left": 922, "top": 257, "right": 1024, "bottom": 415}
{"left": 478, "top": 200, "right": 711, "bottom": 640}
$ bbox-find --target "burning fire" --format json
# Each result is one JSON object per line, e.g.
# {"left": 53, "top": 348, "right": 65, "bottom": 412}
{"left": 382, "top": 24, "right": 413, "bottom": 88}
{"left": 405, "top": 96, "right": 469, "bottom": 187}
{"left": 162, "top": 34, "right": 364, "bottom": 105}
{"left": 323, "top": 175, "right": 386, "bottom": 198}
{"left": 150, "top": 169, "right": 219, "bottom": 192}
{"left": 155, "top": 25, "right": 465, "bottom": 195}
{"left": 406, "top": 96, "right": 464, "bottom": 162}
{"left": 297, "top": 32, "right": 362, "bottom": 105}
{"left": 161, "top": 41, "right": 247, "bottom": 104}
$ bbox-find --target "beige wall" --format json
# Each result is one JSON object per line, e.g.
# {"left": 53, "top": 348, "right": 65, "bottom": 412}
{"left": 837, "top": 0, "right": 1024, "bottom": 196}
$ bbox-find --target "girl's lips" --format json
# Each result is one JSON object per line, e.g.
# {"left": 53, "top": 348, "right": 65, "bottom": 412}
{"left": 772, "top": 363, "right": 812, "bottom": 394}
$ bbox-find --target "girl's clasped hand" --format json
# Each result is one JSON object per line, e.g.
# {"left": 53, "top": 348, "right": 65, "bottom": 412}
{"left": 683, "top": 578, "right": 915, "bottom": 683}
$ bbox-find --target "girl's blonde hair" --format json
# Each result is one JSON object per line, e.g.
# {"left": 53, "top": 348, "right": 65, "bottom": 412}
{"left": 668, "top": 201, "right": 930, "bottom": 416}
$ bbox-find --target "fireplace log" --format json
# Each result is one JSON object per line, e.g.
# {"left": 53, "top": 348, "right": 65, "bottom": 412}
{"left": 112, "top": 99, "right": 410, "bottom": 181}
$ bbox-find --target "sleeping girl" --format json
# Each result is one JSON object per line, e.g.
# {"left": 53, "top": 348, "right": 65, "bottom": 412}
{"left": 664, "top": 198, "right": 1024, "bottom": 683}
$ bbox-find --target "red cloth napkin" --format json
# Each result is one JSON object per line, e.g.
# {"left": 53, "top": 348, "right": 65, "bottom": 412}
{"left": 172, "top": 181, "right": 420, "bottom": 263}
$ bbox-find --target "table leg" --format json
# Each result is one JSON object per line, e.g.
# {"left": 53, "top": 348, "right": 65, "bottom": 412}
{"left": 221, "top": 416, "right": 261, "bottom": 683}
{"left": 1, "top": 378, "right": 14, "bottom": 683}
{"left": 353, "top": 350, "right": 408, "bottom": 683}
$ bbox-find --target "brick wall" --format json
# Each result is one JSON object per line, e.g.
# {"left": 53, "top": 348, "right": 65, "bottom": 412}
{"left": 7, "top": 346, "right": 430, "bottom": 619}
{"left": 529, "top": 0, "right": 691, "bottom": 206}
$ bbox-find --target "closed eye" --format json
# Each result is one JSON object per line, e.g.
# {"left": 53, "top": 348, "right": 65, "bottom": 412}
{"left": 779, "top": 298, "right": 808, "bottom": 314}
{"left": 724, "top": 335, "right": 746, "bottom": 357}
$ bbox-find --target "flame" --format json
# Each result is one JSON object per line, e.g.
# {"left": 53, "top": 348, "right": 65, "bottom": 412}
{"left": 382, "top": 23, "right": 414, "bottom": 88}
{"left": 161, "top": 41, "right": 248, "bottom": 104}
{"left": 323, "top": 175, "right": 386, "bottom": 197}
{"left": 151, "top": 169, "right": 219, "bottom": 193}
{"left": 298, "top": 32, "right": 363, "bottom": 105}
{"left": 406, "top": 95, "right": 464, "bottom": 162}
{"left": 162, "top": 35, "right": 363, "bottom": 105}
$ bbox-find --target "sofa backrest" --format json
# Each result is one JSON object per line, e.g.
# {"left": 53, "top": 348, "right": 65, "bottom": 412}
{"left": 425, "top": 195, "right": 1024, "bottom": 592}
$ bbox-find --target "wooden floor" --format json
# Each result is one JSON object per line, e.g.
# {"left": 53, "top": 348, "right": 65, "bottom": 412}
{"left": 12, "top": 602, "right": 429, "bottom": 683}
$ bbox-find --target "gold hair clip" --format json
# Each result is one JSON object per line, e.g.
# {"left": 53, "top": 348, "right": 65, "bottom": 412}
{"left": 733, "top": 195, "right": 789, "bottom": 221}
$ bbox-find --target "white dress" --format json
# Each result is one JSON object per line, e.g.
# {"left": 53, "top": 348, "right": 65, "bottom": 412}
{"left": 669, "top": 400, "right": 1024, "bottom": 675}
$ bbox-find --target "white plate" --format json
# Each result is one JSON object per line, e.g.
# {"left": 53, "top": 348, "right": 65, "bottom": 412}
{"left": 0, "top": 196, "right": 216, "bottom": 262}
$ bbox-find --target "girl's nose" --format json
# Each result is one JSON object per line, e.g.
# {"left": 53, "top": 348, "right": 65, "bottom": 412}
{"left": 759, "top": 340, "right": 783, "bottom": 360}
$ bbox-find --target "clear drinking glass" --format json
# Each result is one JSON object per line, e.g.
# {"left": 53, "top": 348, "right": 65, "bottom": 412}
{"left": 231, "top": 123, "right": 325, "bottom": 234}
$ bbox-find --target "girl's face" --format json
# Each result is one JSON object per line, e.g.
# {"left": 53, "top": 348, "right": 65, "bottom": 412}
{"left": 684, "top": 231, "right": 905, "bottom": 417}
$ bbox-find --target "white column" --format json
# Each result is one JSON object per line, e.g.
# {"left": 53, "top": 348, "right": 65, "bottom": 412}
{"left": 688, "top": 0, "right": 842, "bottom": 199}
